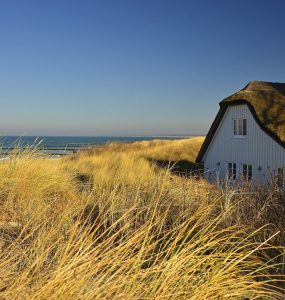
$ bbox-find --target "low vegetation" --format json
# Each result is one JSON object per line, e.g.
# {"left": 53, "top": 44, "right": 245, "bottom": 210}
{"left": 0, "top": 137, "right": 284, "bottom": 299}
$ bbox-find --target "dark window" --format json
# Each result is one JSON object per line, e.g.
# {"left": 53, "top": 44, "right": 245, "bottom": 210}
{"left": 248, "top": 165, "right": 252, "bottom": 180}
{"left": 243, "top": 164, "right": 247, "bottom": 177}
{"left": 228, "top": 162, "right": 237, "bottom": 179}
{"left": 243, "top": 119, "right": 247, "bottom": 135}
{"left": 243, "top": 164, "right": 252, "bottom": 181}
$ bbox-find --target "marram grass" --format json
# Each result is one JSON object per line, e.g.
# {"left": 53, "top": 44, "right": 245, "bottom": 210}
{"left": 0, "top": 137, "right": 284, "bottom": 299}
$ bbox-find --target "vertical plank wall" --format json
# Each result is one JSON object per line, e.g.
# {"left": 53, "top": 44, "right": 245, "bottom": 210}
{"left": 203, "top": 104, "right": 285, "bottom": 183}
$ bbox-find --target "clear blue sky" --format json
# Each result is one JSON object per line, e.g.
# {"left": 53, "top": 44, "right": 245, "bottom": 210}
{"left": 0, "top": 0, "right": 284, "bottom": 136}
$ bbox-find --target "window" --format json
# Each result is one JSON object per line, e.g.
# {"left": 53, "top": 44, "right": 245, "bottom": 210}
{"left": 243, "top": 164, "right": 252, "bottom": 181}
{"left": 228, "top": 162, "right": 236, "bottom": 179}
{"left": 233, "top": 119, "right": 247, "bottom": 136}
{"left": 277, "top": 168, "right": 284, "bottom": 187}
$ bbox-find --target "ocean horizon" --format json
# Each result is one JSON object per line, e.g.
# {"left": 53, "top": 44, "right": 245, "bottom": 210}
{"left": 0, "top": 135, "right": 198, "bottom": 154}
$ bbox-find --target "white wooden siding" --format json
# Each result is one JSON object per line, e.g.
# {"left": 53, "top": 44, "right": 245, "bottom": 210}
{"left": 203, "top": 104, "right": 285, "bottom": 183}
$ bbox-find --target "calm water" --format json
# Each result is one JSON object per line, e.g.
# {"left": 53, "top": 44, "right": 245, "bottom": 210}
{"left": 0, "top": 136, "right": 191, "bottom": 155}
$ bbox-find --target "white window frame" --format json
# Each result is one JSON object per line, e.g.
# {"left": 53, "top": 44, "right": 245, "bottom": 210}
{"left": 233, "top": 119, "right": 247, "bottom": 138}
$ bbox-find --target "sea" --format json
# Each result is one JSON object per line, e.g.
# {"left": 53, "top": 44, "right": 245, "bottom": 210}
{"left": 0, "top": 136, "right": 191, "bottom": 155}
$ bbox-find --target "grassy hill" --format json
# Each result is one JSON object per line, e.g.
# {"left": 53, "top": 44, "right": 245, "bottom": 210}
{"left": 0, "top": 137, "right": 284, "bottom": 299}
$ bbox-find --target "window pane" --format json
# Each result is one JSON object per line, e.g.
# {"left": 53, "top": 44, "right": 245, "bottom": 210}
{"left": 228, "top": 163, "right": 236, "bottom": 179}
{"left": 234, "top": 120, "right": 237, "bottom": 135}
{"left": 238, "top": 119, "right": 243, "bottom": 135}
{"left": 233, "top": 163, "right": 236, "bottom": 179}
{"left": 228, "top": 163, "right": 232, "bottom": 176}
{"left": 243, "top": 164, "right": 247, "bottom": 177}
{"left": 248, "top": 165, "right": 252, "bottom": 180}
{"left": 243, "top": 119, "right": 247, "bottom": 135}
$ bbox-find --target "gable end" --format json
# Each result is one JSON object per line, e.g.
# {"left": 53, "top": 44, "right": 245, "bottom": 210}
{"left": 196, "top": 99, "right": 285, "bottom": 163}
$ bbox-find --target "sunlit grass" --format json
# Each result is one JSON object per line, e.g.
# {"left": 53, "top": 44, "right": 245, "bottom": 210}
{"left": 0, "top": 137, "right": 284, "bottom": 299}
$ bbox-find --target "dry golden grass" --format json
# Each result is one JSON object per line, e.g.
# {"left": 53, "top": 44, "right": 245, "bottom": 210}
{"left": 0, "top": 137, "right": 284, "bottom": 299}
{"left": 75, "top": 136, "right": 204, "bottom": 161}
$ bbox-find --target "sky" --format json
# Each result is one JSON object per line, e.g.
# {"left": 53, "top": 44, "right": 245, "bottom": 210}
{"left": 0, "top": 0, "right": 285, "bottom": 136}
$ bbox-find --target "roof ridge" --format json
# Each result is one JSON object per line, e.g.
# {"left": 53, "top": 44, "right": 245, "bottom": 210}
{"left": 243, "top": 81, "right": 285, "bottom": 95}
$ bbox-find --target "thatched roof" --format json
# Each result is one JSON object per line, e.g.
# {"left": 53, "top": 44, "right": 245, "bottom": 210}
{"left": 222, "top": 81, "right": 285, "bottom": 141}
{"left": 196, "top": 81, "right": 285, "bottom": 163}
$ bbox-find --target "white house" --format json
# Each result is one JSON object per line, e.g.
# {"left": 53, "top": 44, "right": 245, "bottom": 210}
{"left": 196, "top": 81, "right": 285, "bottom": 185}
